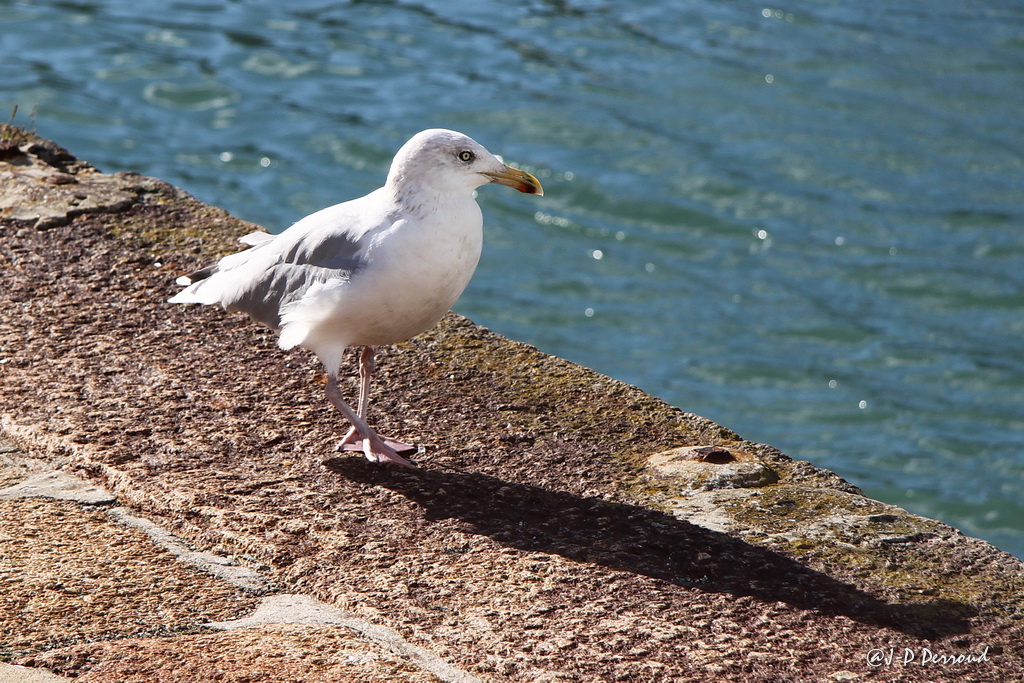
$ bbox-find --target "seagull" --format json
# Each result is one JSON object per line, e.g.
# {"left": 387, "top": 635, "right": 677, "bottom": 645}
{"left": 170, "top": 129, "right": 543, "bottom": 468}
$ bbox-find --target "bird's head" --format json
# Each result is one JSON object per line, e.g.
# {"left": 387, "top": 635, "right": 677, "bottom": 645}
{"left": 387, "top": 129, "right": 544, "bottom": 198}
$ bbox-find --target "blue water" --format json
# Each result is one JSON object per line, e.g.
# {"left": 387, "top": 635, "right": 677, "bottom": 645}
{"left": 3, "top": 1, "right": 1023, "bottom": 559}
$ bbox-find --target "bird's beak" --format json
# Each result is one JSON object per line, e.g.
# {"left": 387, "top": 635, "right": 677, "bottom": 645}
{"left": 483, "top": 165, "right": 544, "bottom": 196}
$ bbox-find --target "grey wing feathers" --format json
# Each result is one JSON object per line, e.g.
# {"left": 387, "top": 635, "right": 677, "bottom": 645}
{"left": 226, "top": 229, "right": 366, "bottom": 329}
{"left": 170, "top": 190, "right": 392, "bottom": 332}
{"left": 280, "top": 227, "right": 365, "bottom": 272}
{"left": 225, "top": 263, "right": 331, "bottom": 329}
{"left": 171, "top": 211, "right": 372, "bottom": 330}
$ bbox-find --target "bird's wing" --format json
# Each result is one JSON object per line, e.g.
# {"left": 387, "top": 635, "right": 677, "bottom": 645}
{"left": 170, "top": 191, "right": 393, "bottom": 329}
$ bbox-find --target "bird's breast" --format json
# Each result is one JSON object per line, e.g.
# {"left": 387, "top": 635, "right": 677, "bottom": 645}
{"left": 340, "top": 205, "right": 483, "bottom": 345}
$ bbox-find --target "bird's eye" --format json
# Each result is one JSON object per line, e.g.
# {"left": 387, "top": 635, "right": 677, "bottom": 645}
{"left": 458, "top": 150, "right": 474, "bottom": 163}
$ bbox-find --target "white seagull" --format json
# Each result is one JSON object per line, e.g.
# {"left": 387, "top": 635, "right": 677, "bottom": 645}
{"left": 170, "top": 129, "right": 543, "bottom": 468}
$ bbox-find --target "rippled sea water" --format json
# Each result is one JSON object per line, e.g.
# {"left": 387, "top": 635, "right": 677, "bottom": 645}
{"left": 3, "top": 1, "right": 1023, "bottom": 558}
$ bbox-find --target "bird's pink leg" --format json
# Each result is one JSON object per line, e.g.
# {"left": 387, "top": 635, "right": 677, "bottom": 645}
{"left": 326, "top": 372, "right": 415, "bottom": 468}
{"left": 339, "top": 346, "right": 417, "bottom": 455}
{"left": 339, "top": 345, "right": 374, "bottom": 449}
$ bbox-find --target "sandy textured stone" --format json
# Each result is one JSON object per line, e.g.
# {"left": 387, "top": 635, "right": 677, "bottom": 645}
{"left": 0, "top": 497, "right": 258, "bottom": 659}
{"left": 2, "top": 125, "right": 1022, "bottom": 682}
{"left": 19, "top": 625, "right": 441, "bottom": 683}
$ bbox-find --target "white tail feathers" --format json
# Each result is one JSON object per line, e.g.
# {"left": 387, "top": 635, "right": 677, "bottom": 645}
{"left": 169, "top": 233, "right": 277, "bottom": 306}
{"left": 168, "top": 280, "right": 221, "bottom": 305}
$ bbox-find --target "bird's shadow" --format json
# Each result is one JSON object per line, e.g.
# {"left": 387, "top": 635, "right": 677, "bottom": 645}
{"left": 326, "top": 457, "right": 975, "bottom": 640}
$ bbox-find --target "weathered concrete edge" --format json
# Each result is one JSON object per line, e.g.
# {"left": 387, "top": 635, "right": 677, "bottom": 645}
{"left": 0, "top": 458, "right": 481, "bottom": 683}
